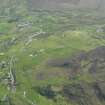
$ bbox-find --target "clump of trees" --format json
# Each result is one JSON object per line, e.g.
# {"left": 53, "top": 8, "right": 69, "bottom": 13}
{"left": 34, "top": 85, "right": 56, "bottom": 99}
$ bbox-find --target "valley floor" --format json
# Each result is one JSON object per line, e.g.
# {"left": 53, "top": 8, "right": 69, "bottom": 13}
{"left": 0, "top": 9, "right": 105, "bottom": 105}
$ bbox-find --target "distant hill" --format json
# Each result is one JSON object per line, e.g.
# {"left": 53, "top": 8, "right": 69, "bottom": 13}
{"left": 27, "top": 0, "right": 105, "bottom": 10}
{"left": 0, "top": 0, "right": 105, "bottom": 16}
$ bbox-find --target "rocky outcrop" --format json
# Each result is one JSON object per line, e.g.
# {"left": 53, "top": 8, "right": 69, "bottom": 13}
{"left": 46, "top": 46, "right": 105, "bottom": 105}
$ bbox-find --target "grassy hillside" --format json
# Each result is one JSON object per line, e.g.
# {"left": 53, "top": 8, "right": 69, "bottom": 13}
{"left": 0, "top": 1, "right": 105, "bottom": 105}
